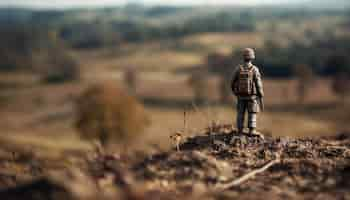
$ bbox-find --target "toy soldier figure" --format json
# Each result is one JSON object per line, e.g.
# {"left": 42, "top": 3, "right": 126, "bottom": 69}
{"left": 231, "top": 48, "right": 264, "bottom": 136}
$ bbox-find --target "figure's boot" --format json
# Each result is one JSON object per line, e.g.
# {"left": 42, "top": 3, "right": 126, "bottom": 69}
{"left": 249, "top": 128, "right": 264, "bottom": 139}
{"left": 248, "top": 112, "right": 260, "bottom": 137}
{"left": 249, "top": 128, "right": 257, "bottom": 135}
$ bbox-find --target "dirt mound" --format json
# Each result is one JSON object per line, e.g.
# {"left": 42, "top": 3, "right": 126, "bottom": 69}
{"left": 0, "top": 125, "right": 350, "bottom": 200}
{"left": 130, "top": 126, "right": 350, "bottom": 199}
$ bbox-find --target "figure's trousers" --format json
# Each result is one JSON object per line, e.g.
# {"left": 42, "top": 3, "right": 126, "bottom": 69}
{"left": 236, "top": 99, "right": 258, "bottom": 130}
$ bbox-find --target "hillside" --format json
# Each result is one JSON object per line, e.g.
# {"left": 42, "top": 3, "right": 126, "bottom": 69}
{"left": 0, "top": 125, "right": 349, "bottom": 199}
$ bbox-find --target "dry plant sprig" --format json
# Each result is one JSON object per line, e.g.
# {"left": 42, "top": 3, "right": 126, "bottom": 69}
{"left": 183, "top": 110, "right": 187, "bottom": 134}
{"left": 170, "top": 132, "right": 183, "bottom": 152}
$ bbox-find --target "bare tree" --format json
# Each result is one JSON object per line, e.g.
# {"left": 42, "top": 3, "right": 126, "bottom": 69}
{"left": 327, "top": 55, "right": 350, "bottom": 104}
{"left": 188, "top": 69, "right": 210, "bottom": 106}
{"left": 219, "top": 73, "right": 232, "bottom": 104}
{"left": 123, "top": 66, "right": 138, "bottom": 95}
{"left": 332, "top": 72, "right": 350, "bottom": 104}
{"left": 293, "top": 64, "right": 314, "bottom": 104}
{"left": 206, "top": 52, "right": 233, "bottom": 104}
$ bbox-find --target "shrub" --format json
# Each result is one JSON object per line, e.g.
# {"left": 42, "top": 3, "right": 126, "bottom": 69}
{"left": 75, "top": 83, "right": 150, "bottom": 147}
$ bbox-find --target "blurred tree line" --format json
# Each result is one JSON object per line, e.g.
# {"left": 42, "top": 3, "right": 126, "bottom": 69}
{"left": 1, "top": 7, "right": 348, "bottom": 48}
{"left": 208, "top": 36, "right": 350, "bottom": 77}
{"left": 207, "top": 35, "right": 350, "bottom": 103}
{"left": 0, "top": 7, "right": 349, "bottom": 85}
{"left": 0, "top": 23, "right": 79, "bottom": 83}
{"left": 59, "top": 12, "right": 255, "bottom": 47}
{"left": 55, "top": 6, "right": 348, "bottom": 47}
{"left": 256, "top": 37, "right": 350, "bottom": 77}
{"left": 5, "top": 7, "right": 343, "bottom": 48}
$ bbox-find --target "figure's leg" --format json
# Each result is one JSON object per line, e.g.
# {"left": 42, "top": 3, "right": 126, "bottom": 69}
{"left": 248, "top": 99, "right": 258, "bottom": 135}
{"left": 236, "top": 100, "right": 246, "bottom": 133}
{"left": 248, "top": 112, "right": 257, "bottom": 135}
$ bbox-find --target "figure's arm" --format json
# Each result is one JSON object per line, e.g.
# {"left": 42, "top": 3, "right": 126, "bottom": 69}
{"left": 254, "top": 67, "right": 264, "bottom": 97}
{"left": 230, "top": 67, "right": 239, "bottom": 95}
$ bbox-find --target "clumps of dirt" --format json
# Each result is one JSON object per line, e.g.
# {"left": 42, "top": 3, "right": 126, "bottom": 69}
{"left": 0, "top": 124, "right": 350, "bottom": 200}
{"left": 131, "top": 125, "right": 350, "bottom": 199}
{"left": 0, "top": 149, "right": 44, "bottom": 189}
{"left": 135, "top": 150, "right": 232, "bottom": 184}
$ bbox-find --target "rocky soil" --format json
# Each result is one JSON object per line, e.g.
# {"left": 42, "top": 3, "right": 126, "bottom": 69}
{"left": 0, "top": 124, "right": 349, "bottom": 200}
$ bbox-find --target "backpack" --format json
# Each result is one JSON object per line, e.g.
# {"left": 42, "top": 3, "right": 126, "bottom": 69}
{"left": 235, "top": 65, "right": 255, "bottom": 96}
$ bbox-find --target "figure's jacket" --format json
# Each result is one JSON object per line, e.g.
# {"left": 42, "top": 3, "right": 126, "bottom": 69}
{"left": 231, "top": 63, "right": 264, "bottom": 100}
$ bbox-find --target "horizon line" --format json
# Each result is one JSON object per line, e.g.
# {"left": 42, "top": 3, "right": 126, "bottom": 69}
{"left": 0, "top": 1, "right": 310, "bottom": 10}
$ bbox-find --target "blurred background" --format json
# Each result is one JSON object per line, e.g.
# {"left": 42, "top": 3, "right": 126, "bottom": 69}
{"left": 0, "top": 0, "right": 349, "bottom": 154}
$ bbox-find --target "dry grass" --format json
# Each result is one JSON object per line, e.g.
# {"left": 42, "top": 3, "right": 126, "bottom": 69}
{"left": 139, "top": 105, "right": 339, "bottom": 151}
{"left": 77, "top": 46, "right": 202, "bottom": 73}
{"left": 4, "top": 95, "right": 336, "bottom": 155}
{"left": 77, "top": 32, "right": 264, "bottom": 75}
{"left": 0, "top": 130, "right": 91, "bottom": 160}
{"left": 183, "top": 32, "right": 264, "bottom": 54}
{"left": 0, "top": 72, "right": 343, "bottom": 154}
{"left": 112, "top": 50, "right": 202, "bottom": 71}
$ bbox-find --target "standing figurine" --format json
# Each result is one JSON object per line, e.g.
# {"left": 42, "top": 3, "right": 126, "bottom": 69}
{"left": 231, "top": 48, "right": 264, "bottom": 136}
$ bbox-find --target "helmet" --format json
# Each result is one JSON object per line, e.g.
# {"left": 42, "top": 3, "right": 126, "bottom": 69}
{"left": 242, "top": 48, "right": 255, "bottom": 60}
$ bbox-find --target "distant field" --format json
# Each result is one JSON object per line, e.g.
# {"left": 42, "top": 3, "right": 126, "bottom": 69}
{"left": 183, "top": 32, "right": 264, "bottom": 54}
{"left": 1, "top": 28, "right": 348, "bottom": 155}
{"left": 84, "top": 71, "right": 337, "bottom": 105}
{"left": 76, "top": 47, "right": 202, "bottom": 73}
{"left": 76, "top": 32, "right": 264, "bottom": 73}
{"left": 0, "top": 71, "right": 344, "bottom": 154}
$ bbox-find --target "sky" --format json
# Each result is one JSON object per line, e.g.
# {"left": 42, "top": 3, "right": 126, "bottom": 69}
{"left": 0, "top": 0, "right": 308, "bottom": 9}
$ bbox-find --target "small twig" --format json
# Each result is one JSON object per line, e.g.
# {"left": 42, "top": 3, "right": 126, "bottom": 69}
{"left": 191, "top": 101, "right": 211, "bottom": 127}
{"left": 215, "top": 158, "right": 280, "bottom": 191}
{"left": 92, "top": 140, "right": 104, "bottom": 156}
{"left": 183, "top": 109, "right": 187, "bottom": 134}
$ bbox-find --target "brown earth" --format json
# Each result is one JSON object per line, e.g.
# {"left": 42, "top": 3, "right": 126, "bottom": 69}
{"left": 0, "top": 124, "right": 349, "bottom": 200}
